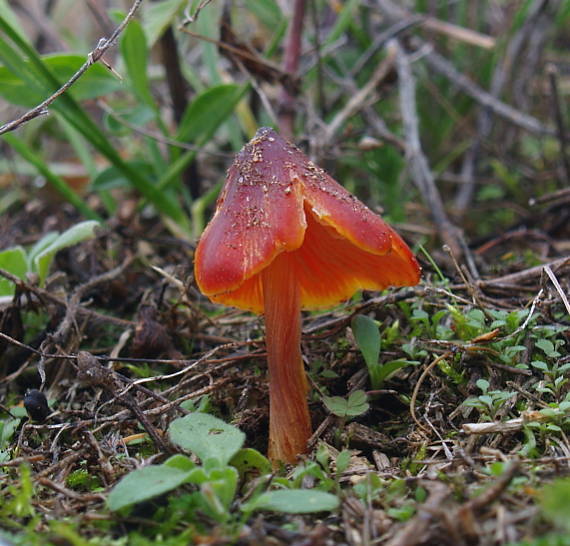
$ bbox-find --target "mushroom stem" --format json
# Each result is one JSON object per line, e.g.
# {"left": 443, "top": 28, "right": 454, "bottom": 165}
{"left": 262, "top": 252, "right": 311, "bottom": 463}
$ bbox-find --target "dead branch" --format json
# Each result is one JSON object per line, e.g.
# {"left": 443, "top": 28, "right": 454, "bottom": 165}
{"left": 321, "top": 46, "right": 397, "bottom": 145}
{"left": 393, "top": 39, "right": 462, "bottom": 256}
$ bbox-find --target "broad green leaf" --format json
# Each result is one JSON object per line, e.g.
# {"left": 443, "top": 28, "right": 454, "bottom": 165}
{"left": 0, "top": 246, "right": 27, "bottom": 297}
{"left": 107, "top": 464, "right": 192, "bottom": 511}
{"left": 159, "top": 84, "right": 247, "bottom": 191}
{"left": 244, "top": 0, "right": 283, "bottom": 30}
{"left": 204, "top": 466, "right": 239, "bottom": 509}
{"left": 0, "top": 0, "right": 27, "bottom": 41}
{"left": 541, "top": 478, "right": 570, "bottom": 532}
{"left": 536, "top": 339, "right": 557, "bottom": 358}
{"left": 33, "top": 220, "right": 100, "bottom": 286}
{"left": 91, "top": 161, "right": 156, "bottom": 191}
{"left": 352, "top": 314, "right": 381, "bottom": 387}
{"left": 163, "top": 454, "right": 196, "bottom": 472}
{"left": 142, "top": 0, "right": 187, "bottom": 47}
{"left": 0, "top": 55, "right": 123, "bottom": 107}
{"left": 230, "top": 448, "right": 271, "bottom": 477}
{"left": 27, "top": 232, "right": 59, "bottom": 267}
{"left": 531, "top": 360, "right": 549, "bottom": 372}
{"left": 335, "top": 450, "right": 352, "bottom": 474}
{"left": 376, "top": 360, "right": 417, "bottom": 386}
{"left": 120, "top": 19, "right": 155, "bottom": 108}
{"left": 476, "top": 378, "right": 490, "bottom": 393}
{"left": 245, "top": 489, "right": 339, "bottom": 514}
{"left": 177, "top": 84, "right": 245, "bottom": 144}
{"left": 346, "top": 390, "right": 369, "bottom": 416}
{"left": 168, "top": 413, "right": 245, "bottom": 465}
{"left": 323, "top": 390, "right": 369, "bottom": 418}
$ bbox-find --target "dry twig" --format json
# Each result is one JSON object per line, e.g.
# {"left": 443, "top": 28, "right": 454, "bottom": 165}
{"left": 393, "top": 39, "right": 462, "bottom": 256}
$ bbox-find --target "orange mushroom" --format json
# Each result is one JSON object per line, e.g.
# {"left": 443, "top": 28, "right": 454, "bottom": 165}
{"left": 194, "top": 127, "right": 420, "bottom": 463}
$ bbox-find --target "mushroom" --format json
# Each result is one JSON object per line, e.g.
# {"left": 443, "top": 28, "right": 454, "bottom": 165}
{"left": 194, "top": 127, "right": 420, "bottom": 463}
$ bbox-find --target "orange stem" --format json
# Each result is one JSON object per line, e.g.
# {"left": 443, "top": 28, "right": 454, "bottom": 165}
{"left": 262, "top": 252, "right": 311, "bottom": 463}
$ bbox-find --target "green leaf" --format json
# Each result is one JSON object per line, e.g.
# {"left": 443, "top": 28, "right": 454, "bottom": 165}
{"left": 346, "top": 390, "right": 369, "bottom": 416}
{"left": 323, "top": 390, "right": 369, "bottom": 418}
{"left": 352, "top": 314, "right": 384, "bottom": 388}
{"left": 376, "top": 360, "right": 416, "bottom": 386}
{"left": 351, "top": 315, "right": 381, "bottom": 368}
{"left": 531, "top": 360, "right": 549, "bottom": 372}
{"left": 541, "top": 478, "right": 570, "bottom": 532}
{"left": 335, "top": 450, "right": 352, "bottom": 474}
{"left": 202, "top": 466, "right": 239, "bottom": 510}
{"left": 176, "top": 84, "right": 245, "bottom": 144}
{"left": 476, "top": 379, "right": 490, "bottom": 393}
{"left": 91, "top": 161, "right": 156, "bottom": 191}
{"left": 168, "top": 413, "right": 245, "bottom": 465}
{"left": 245, "top": 489, "right": 339, "bottom": 514}
{"left": 142, "top": 0, "right": 187, "bottom": 47}
{"left": 230, "top": 448, "right": 271, "bottom": 477}
{"left": 107, "top": 464, "right": 192, "bottom": 511}
{"left": 244, "top": 0, "right": 283, "bottom": 30}
{"left": 120, "top": 19, "right": 155, "bottom": 108}
{"left": 27, "top": 232, "right": 59, "bottom": 267}
{"left": 33, "top": 220, "right": 100, "bottom": 286}
{"left": 536, "top": 339, "right": 557, "bottom": 358}
{"left": 163, "top": 454, "right": 196, "bottom": 472}
{"left": 158, "top": 84, "right": 248, "bottom": 191}
{"left": 0, "top": 0, "right": 27, "bottom": 41}
{"left": 0, "top": 55, "right": 122, "bottom": 107}
{"left": 0, "top": 246, "right": 27, "bottom": 297}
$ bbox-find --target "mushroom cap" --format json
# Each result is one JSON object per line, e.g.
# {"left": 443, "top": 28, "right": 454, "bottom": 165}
{"left": 195, "top": 127, "right": 420, "bottom": 313}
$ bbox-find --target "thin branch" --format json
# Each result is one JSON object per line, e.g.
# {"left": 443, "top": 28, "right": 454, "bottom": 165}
{"left": 544, "top": 265, "right": 570, "bottom": 316}
{"left": 321, "top": 46, "right": 397, "bottom": 145}
{"left": 0, "top": 0, "right": 143, "bottom": 135}
{"left": 393, "top": 39, "right": 462, "bottom": 256}
{"left": 420, "top": 43, "right": 553, "bottom": 137}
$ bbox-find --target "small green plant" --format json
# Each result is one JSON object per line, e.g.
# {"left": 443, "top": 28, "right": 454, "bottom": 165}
{"left": 322, "top": 389, "right": 369, "bottom": 418}
{"left": 351, "top": 314, "right": 418, "bottom": 389}
{"left": 531, "top": 338, "right": 570, "bottom": 402}
{"left": 0, "top": 220, "right": 99, "bottom": 298}
{"left": 463, "top": 379, "right": 516, "bottom": 421}
{"left": 108, "top": 413, "right": 339, "bottom": 532}
{"left": 0, "top": 406, "right": 26, "bottom": 463}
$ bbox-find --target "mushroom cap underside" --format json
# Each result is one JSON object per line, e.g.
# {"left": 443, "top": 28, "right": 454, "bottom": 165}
{"left": 194, "top": 128, "right": 421, "bottom": 313}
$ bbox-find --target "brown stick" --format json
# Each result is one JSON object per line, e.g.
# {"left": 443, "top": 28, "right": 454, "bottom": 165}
{"left": 393, "top": 39, "right": 462, "bottom": 256}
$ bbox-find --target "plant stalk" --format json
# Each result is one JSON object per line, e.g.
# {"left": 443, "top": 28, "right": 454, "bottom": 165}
{"left": 262, "top": 252, "right": 311, "bottom": 463}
